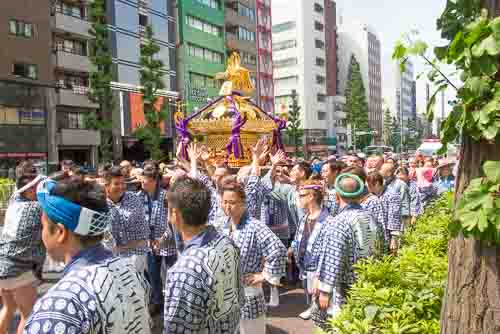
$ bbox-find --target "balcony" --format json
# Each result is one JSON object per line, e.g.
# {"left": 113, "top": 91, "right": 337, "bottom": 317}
{"left": 53, "top": 12, "right": 92, "bottom": 39}
{"left": 59, "top": 128, "right": 101, "bottom": 147}
{"left": 58, "top": 86, "right": 98, "bottom": 109}
{"left": 55, "top": 49, "right": 91, "bottom": 72}
{"left": 226, "top": 32, "right": 255, "bottom": 52}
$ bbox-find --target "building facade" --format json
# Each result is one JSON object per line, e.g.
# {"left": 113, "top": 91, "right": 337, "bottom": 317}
{"left": 255, "top": 0, "right": 274, "bottom": 115}
{"left": 107, "top": 0, "right": 178, "bottom": 161}
{"left": 337, "top": 21, "right": 383, "bottom": 145}
{"left": 272, "top": 0, "right": 338, "bottom": 157}
{"left": 395, "top": 59, "right": 415, "bottom": 123}
{"left": 177, "top": 0, "right": 226, "bottom": 112}
{"left": 0, "top": 0, "right": 56, "bottom": 170}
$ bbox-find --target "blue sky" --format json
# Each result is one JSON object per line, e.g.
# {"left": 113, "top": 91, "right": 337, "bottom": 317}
{"left": 334, "top": 0, "right": 452, "bottom": 115}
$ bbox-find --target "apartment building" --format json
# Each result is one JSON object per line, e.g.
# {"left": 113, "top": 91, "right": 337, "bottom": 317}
{"left": 337, "top": 21, "right": 383, "bottom": 145}
{"left": 0, "top": 0, "right": 56, "bottom": 169}
{"left": 395, "top": 59, "right": 416, "bottom": 123}
{"left": 272, "top": 0, "right": 338, "bottom": 157}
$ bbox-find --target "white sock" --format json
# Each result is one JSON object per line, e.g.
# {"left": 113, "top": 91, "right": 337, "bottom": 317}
{"left": 268, "top": 286, "right": 280, "bottom": 307}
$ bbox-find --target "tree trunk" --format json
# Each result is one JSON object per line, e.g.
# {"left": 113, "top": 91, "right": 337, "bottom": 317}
{"left": 440, "top": 136, "right": 500, "bottom": 334}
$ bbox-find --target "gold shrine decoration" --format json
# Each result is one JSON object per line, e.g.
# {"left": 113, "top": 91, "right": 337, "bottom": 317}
{"left": 188, "top": 117, "right": 277, "bottom": 134}
{"left": 215, "top": 52, "right": 254, "bottom": 94}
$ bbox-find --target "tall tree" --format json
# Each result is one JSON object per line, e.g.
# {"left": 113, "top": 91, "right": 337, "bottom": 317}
{"left": 134, "top": 25, "right": 169, "bottom": 161}
{"left": 393, "top": 1, "right": 500, "bottom": 333}
{"left": 383, "top": 107, "right": 393, "bottom": 146}
{"left": 344, "top": 55, "right": 371, "bottom": 150}
{"left": 87, "top": 0, "right": 114, "bottom": 162}
{"left": 285, "top": 89, "right": 304, "bottom": 156}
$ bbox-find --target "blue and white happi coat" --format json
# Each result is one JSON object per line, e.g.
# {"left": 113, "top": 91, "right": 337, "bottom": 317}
{"left": 163, "top": 226, "right": 242, "bottom": 334}
{"left": 324, "top": 187, "right": 340, "bottom": 217}
{"left": 377, "top": 189, "right": 403, "bottom": 235}
{"left": 360, "top": 194, "right": 389, "bottom": 246}
{"left": 24, "top": 245, "right": 151, "bottom": 334}
{"left": 261, "top": 172, "right": 305, "bottom": 238}
{"left": 408, "top": 181, "right": 423, "bottom": 217}
{"left": 291, "top": 207, "right": 332, "bottom": 280}
{"left": 260, "top": 192, "right": 290, "bottom": 242}
{"left": 138, "top": 188, "right": 176, "bottom": 257}
{"left": 222, "top": 214, "right": 287, "bottom": 320}
{"left": 196, "top": 173, "right": 266, "bottom": 229}
{"left": 107, "top": 192, "right": 150, "bottom": 257}
{"left": 386, "top": 178, "right": 409, "bottom": 217}
{"left": 312, "top": 207, "right": 362, "bottom": 328}
{"left": 0, "top": 194, "right": 45, "bottom": 280}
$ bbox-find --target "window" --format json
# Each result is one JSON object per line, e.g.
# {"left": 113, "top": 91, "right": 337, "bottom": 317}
{"left": 314, "top": 3, "right": 324, "bottom": 13}
{"left": 139, "top": 14, "right": 148, "bottom": 26}
{"left": 194, "top": 0, "right": 220, "bottom": 10}
{"left": 189, "top": 72, "right": 219, "bottom": 88}
{"left": 56, "top": 73, "right": 89, "bottom": 89}
{"left": 314, "top": 21, "right": 324, "bottom": 32}
{"left": 272, "top": 21, "right": 296, "bottom": 33}
{"left": 67, "top": 112, "right": 86, "bottom": 129}
{"left": 9, "top": 19, "right": 34, "bottom": 38}
{"left": 317, "top": 94, "right": 326, "bottom": 102}
{"left": 54, "top": 37, "right": 87, "bottom": 56}
{"left": 273, "top": 39, "right": 296, "bottom": 51}
{"left": 315, "top": 39, "right": 325, "bottom": 49}
{"left": 238, "top": 27, "right": 255, "bottom": 41}
{"left": 54, "top": 1, "right": 86, "bottom": 19}
{"left": 274, "top": 57, "right": 297, "bottom": 68}
{"left": 187, "top": 16, "right": 222, "bottom": 36}
{"left": 238, "top": 4, "right": 255, "bottom": 22}
{"left": 315, "top": 57, "right": 325, "bottom": 67}
{"left": 317, "top": 111, "right": 326, "bottom": 121}
{"left": 241, "top": 52, "right": 257, "bottom": 66}
{"left": 188, "top": 44, "right": 223, "bottom": 64}
{"left": 12, "top": 63, "right": 38, "bottom": 80}
{"left": 316, "top": 75, "right": 325, "bottom": 85}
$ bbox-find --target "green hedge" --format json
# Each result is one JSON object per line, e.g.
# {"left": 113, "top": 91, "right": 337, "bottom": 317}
{"left": 0, "top": 178, "right": 15, "bottom": 204}
{"left": 323, "top": 194, "right": 452, "bottom": 334}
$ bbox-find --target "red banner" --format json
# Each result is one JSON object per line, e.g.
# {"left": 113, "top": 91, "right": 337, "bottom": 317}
{"left": 129, "top": 93, "right": 166, "bottom": 134}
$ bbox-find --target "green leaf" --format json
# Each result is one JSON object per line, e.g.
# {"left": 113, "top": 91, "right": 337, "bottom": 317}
{"left": 472, "top": 35, "right": 500, "bottom": 57}
{"left": 409, "top": 40, "right": 428, "bottom": 56}
{"left": 478, "top": 55, "right": 498, "bottom": 76}
{"left": 426, "top": 85, "right": 448, "bottom": 122}
{"left": 364, "top": 305, "right": 379, "bottom": 321}
{"left": 483, "top": 124, "right": 499, "bottom": 140}
{"left": 488, "top": 16, "right": 500, "bottom": 34}
{"left": 392, "top": 42, "right": 407, "bottom": 60}
{"left": 459, "top": 211, "right": 479, "bottom": 231}
{"left": 478, "top": 209, "right": 489, "bottom": 232}
{"left": 464, "top": 76, "right": 490, "bottom": 97}
{"left": 449, "top": 31, "right": 465, "bottom": 58}
{"left": 434, "top": 46, "right": 448, "bottom": 61}
{"left": 483, "top": 161, "right": 500, "bottom": 183}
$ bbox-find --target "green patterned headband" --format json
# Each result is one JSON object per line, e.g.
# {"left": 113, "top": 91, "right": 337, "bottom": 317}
{"left": 335, "top": 173, "right": 365, "bottom": 198}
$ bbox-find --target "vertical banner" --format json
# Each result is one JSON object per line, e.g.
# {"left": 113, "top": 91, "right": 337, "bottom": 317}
{"left": 129, "top": 93, "right": 166, "bottom": 134}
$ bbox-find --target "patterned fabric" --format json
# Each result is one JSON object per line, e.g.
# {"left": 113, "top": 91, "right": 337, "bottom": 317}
{"left": 408, "top": 181, "right": 423, "bottom": 217}
{"left": 223, "top": 214, "right": 287, "bottom": 320}
{"left": 163, "top": 226, "right": 242, "bottom": 334}
{"left": 24, "top": 245, "right": 151, "bottom": 334}
{"left": 260, "top": 192, "right": 290, "bottom": 241}
{"left": 312, "top": 210, "right": 360, "bottom": 329}
{"left": 0, "top": 194, "right": 45, "bottom": 279}
{"left": 360, "top": 194, "right": 389, "bottom": 245}
{"left": 107, "top": 192, "right": 150, "bottom": 257}
{"left": 138, "top": 188, "right": 176, "bottom": 257}
{"left": 291, "top": 207, "right": 332, "bottom": 279}
{"left": 378, "top": 189, "right": 402, "bottom": 235}
{"left": 195, "top": 173, "right": 266, "bottom": 229}
{"left": 386, "top": 178, "right": 409, "bottom": 217}
{"left": 261, "top": 172, "right": 305, "bottom": 238}
{"left": 419, "top": 185, "right": 438, "bottom": 208}
{"left": 324, "top": 188, "right": 340, "bottom": 217}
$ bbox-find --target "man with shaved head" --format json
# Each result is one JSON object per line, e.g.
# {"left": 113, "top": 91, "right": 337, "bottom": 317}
{"left": 310, "top": 173, "right": 382, "bottom": 329}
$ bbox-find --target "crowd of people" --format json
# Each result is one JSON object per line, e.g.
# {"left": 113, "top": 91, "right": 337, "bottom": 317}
{"left": 0, "top": 141, "right": 457, "bottom": 334}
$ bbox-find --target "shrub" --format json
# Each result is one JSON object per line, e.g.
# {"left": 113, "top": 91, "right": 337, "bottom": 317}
{"left": 324, "top": 194, "right": 452, "bottom": 334}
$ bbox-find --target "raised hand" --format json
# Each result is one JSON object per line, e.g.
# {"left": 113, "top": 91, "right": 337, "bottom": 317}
{"left": 251, "top": 138, "right": 269, "bottom": 164}
{"left": 270, "top": 150, "right": 286, "bottom": 166}
{"left": 187, "top": 142, "right": 203, "bottom": 162}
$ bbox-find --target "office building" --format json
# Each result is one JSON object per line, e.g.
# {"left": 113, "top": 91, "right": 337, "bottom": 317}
{"left": 337, "top": 20, "right": 383, "bottom": 144}
{"left": 272, "top": 0, "right": 338, "bottom": 157}
{"left": 177, "top": 0, "right": 226, "bottom": 111}
{"left": 395, "top": 59, "right": 416, "bottom": 124}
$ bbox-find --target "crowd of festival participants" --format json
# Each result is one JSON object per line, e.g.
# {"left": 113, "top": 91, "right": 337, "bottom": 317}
{"left": 0, "top": 140, "right": 457, "bottom": 334}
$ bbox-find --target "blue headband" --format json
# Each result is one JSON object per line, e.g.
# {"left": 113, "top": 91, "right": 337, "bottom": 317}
{"left": 37, "top": 179, "right": 110, "bottom": 236}
{"left": 335, "top": 173, "right": 365, "bottom": 198}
